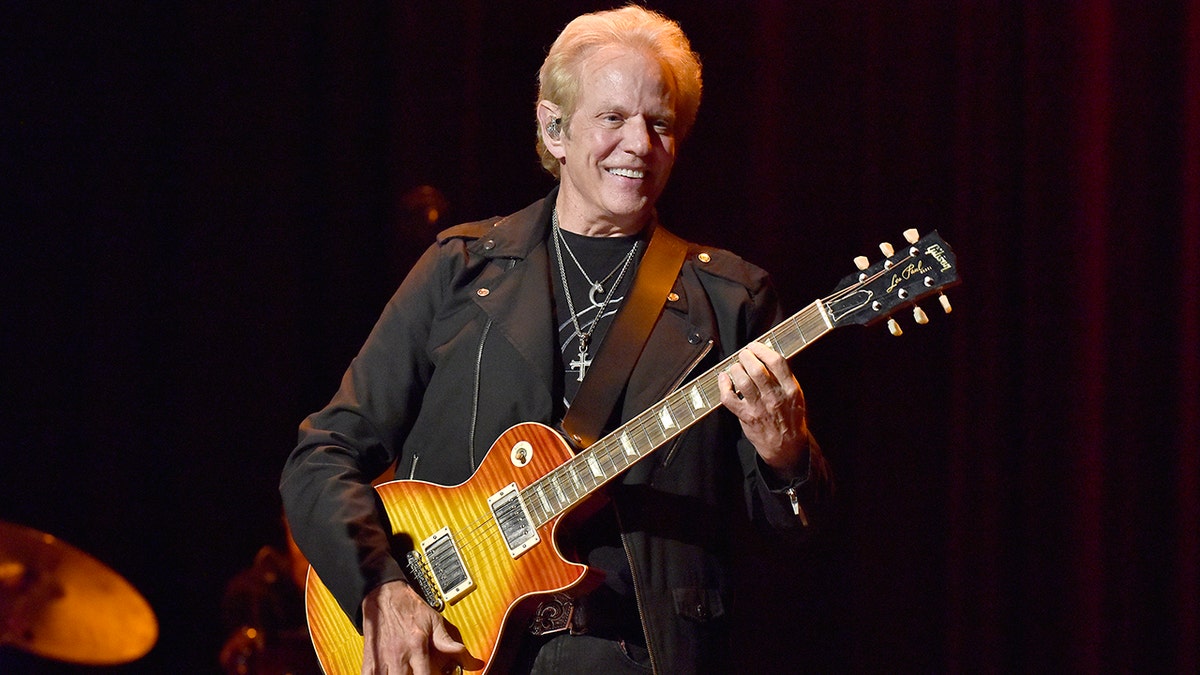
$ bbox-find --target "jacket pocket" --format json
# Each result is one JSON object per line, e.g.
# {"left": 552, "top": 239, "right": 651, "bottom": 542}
{"left": 672, "top": 587, "right": 725, "bottom": 623}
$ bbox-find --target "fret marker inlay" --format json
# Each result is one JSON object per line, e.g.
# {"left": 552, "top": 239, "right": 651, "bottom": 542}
{"left": 659, "top": 407, "right": 676, "bottom": 429}
{"left": 620, "top": 432, "right": 636, "bottom": 456}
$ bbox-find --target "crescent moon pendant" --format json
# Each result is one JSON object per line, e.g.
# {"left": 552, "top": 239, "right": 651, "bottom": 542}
{"left": 588, "top": 282, "right": 605, "bottom": 308}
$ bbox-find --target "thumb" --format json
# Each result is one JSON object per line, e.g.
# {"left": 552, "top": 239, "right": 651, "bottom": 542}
{"left": 431, "top": 622, "right": 467, "bottom": 656}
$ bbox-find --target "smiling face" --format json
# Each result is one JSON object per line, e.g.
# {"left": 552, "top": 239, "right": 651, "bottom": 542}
{"left": 543, "top": 46, "right": 678, "bottom": 236}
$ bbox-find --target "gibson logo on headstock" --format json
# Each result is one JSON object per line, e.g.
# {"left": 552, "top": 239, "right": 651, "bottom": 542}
{"left": 887, "top": 260, "right": 933, "bottom": 293}
{"left": 925, "top": 243, "right": 953, "bottom": 272}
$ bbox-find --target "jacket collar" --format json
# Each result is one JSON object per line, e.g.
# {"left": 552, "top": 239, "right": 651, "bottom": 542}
{"left": 465, "top": 186, "right": 557, "bottom": 260}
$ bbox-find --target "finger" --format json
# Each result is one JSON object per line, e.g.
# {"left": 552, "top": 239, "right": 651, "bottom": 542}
{"left": 720, "top": 364, "right": 747, "bottom": 400}
{"left": 732, "top": 361, "right": 757, "bottom": 398}
{"left": 717, "top": 369, "right": 736, "bottom": 401}
{"left": 743, "top": 342, "right": 802, "bottom": 400}
{"left": 718, "top": 370, "right": 749, "bottom": 408}
{"left": 724, "top": 354, "right": 768, "bottom": 406}
{"left": 739, "top": 343, "right": 781, "bottom": 390}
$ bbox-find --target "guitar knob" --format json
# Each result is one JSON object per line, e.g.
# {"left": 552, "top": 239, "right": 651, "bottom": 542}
{"left": 903, "top": 228, "right": 920, "bottom": 244}
{"left": 913, "top": 306, "right": 929, "bottom": 325}
{"left": 939, "top": 293, "right": 953, "bottom": 314}
{"left": 854, "top": 255, "right": 870, "bottom": 271}
{"left": 887, "top": 318, "right": 903, "bottom": 336}
{"left": 879, "top": 242, "right": 895, "bottom": 257}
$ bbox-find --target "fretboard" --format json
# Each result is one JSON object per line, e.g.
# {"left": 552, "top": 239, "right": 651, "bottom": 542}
{"left": 519, "top": 298, "right": 834, "bottom": 527}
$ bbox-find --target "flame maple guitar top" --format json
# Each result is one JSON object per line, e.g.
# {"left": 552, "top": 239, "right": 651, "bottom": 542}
{"left": 305, "top": 422, "right": 589, "bottom": 675}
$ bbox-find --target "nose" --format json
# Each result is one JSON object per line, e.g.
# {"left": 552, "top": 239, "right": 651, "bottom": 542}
{"left": 622, "top": 116, "right": 652, "bottom": 155}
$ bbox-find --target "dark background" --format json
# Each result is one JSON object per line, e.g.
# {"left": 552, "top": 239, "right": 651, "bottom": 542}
{"left": 4, "top": 1, "right": 1197, "bottom": 672}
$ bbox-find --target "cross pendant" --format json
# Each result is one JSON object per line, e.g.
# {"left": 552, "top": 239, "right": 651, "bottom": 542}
{"left": 570, "top": 343, "right": 591, "bottom": 382}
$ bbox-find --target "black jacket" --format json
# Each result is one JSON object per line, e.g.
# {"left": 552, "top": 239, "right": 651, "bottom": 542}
{"left": 280, "top": 192, "right": 830, "bottom": 673}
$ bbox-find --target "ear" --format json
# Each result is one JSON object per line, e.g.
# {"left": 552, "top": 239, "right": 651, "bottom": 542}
{"left": 537, "top": 100, "right": 566, "bottom": 160}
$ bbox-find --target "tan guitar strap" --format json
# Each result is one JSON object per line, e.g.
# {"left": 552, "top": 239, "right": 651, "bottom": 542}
{"left": 559, "top": 223, "right": 688, "bottom": 450}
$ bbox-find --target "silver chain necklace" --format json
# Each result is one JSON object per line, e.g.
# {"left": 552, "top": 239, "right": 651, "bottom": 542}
{"left": 556, "top": 224, "right": 629, "bottom": 306}
{"left": 552, "top": 208, "right": 640, "bottom": 382}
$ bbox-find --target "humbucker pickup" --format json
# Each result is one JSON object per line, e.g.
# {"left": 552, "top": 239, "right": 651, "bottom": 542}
{"left": 488, "top": 483, "right": 540, "bottom": 558}
{"left": 420, "top": 527, "right": 473, "bottom": 604}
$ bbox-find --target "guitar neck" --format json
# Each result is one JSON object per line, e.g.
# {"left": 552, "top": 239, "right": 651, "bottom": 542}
{"left": 520, "top": 299, "right": 833, "bottom": 527}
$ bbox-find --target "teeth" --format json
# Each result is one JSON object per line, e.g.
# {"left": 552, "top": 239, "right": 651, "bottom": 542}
{"left": 607, "top": 168, "right": 644, "bottom": 179}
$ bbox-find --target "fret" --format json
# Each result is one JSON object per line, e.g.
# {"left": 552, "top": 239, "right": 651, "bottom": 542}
{"left": 776, "top": 318, "right": 798, "bottom": 353}
{"left": 705, "top": 377, "right": 721, "bottom": 406}
{"left": 679, "top": 391, "right": 702, "bottom": 418}
{"left": 561, "top": 469, "right": 580, "bottom": 501}
{"left": 581, "top": 460, "right": 601, "bottom": 488}
{"left": 599, "top": 440, "right": 621, "bottom": 472}
{"left": 525, "top": 492, "right": 545, "bottom": 526}
{"left": 666, "top": 396, "right": 693, "bottom": 429}
{"left": 633, "top": 416, "right": 653, "bottom": 454}
{"left": 620, "top": 431, "right": 636, "bottom": 457}
{"left": 586, "top": 454, "right": 603, "bottom": 479}
{"left": 645, "top": 415, "right": 667, "bottom": 449}
{"left": 637, "top": 421, "right": 655, "bottom": 456}
{"left": 594, "top": 443, "right": 616, "bottom": 474}
{"left": 658, "top": 404, "right": 677, "bottom": 430}
{"left": 606, "top": 441, "right": 627, "bottom": 472}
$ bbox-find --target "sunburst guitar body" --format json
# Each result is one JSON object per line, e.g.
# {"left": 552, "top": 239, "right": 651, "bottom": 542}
{"left": 305, "top": 423, "right": 589, "bottom": 674}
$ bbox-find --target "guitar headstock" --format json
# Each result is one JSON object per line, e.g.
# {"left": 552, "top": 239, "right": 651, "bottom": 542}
{"left": 824, "top": 229, "right": 960, "bottom": 334}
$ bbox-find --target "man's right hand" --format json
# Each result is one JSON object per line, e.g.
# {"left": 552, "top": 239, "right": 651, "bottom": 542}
{"left": 360, "top": 580, "right": 471, "bottom": 675}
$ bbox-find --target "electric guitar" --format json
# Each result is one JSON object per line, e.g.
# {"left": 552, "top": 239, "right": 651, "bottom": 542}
{"left": 305, "top": 229, "right": 961, "bottom": 674}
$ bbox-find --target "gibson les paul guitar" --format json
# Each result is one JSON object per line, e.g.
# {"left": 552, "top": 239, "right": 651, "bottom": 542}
{"left": 305, "top": 229, "right": 960, "bottom": 674}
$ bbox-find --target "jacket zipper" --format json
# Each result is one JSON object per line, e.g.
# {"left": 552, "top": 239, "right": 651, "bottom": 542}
{"left": 786, "top": 486, "right": 809, "bottom": 526}
{"left": 467, "top": 259, "right": 513, "bottom": 470}
{"left": 468, "top": 318, "right": 493, "bottom": 471}
{"left": 615, "top": 505, "right": 659, "bottom": 674}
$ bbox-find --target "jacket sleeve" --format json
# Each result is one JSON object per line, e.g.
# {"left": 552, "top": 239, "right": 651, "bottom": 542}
{"left": 730, "top": 264, "right": 833, "bottom": 536}
{"left": 278, "top": 239, "right": 453, "bottom": 630}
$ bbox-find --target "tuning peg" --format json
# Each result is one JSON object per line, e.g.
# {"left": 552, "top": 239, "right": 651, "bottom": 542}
{"left": 854, "top": 255, "right": 870, "bottom": 271}
{"left": 903, "top": 228, "right": 920, "bottom": 244}
{"left": 879, "top": 241, "right": 895, "bottom": 257}
{"left": 887, "top": 318, "right": 903, "bottom": 336}
{"left": 939, "top": 293, "right": 953, "bottom": 314}
{"left": 913, "top": 306, "right": 929, "bottom": 325}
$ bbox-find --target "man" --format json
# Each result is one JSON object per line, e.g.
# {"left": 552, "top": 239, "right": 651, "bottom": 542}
{"left": 281, "top": 6, "right": 830, "bottom": 674}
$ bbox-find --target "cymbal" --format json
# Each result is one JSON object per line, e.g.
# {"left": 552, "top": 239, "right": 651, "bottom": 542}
{"left": 0, "top": 522, "right": 158, "bottom": 665}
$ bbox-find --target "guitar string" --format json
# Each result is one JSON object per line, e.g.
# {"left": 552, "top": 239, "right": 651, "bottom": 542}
{"left": 416, "top": 251, "right": 914, "bottom": 568}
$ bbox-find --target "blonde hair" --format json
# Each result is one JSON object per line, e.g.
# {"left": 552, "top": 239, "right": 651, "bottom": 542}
{"left": 535, "top": 4, "right": 703, "bottom": 177}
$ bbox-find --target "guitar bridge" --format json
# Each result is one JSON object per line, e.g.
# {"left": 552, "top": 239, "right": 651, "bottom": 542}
{"left": 404, "top": 550, "right": 444, "bottom": 611}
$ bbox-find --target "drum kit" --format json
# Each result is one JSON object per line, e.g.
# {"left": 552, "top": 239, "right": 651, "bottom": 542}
{"left": 0, "top": 521, "right": 158, "bottom": 667}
